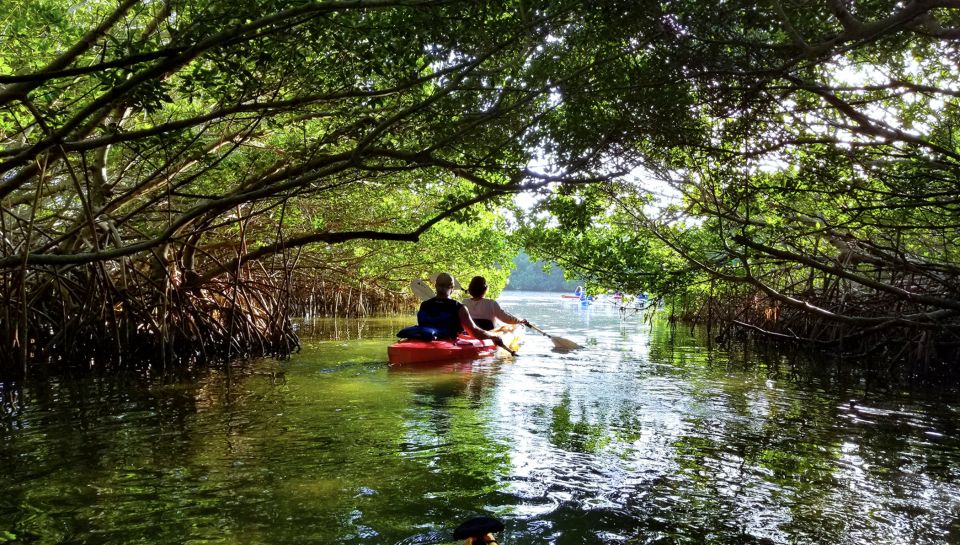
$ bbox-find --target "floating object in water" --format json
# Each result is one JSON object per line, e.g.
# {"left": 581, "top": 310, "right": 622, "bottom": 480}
{"left": 453, "top": 516, "right": 504, "bottom": 545}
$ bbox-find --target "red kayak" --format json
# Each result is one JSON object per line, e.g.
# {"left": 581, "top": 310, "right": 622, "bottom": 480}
{"left": 388, "top": 335, "right": 496, "bottom": 365}
{"left": 387, "top": 337, "right": 497, "bottom": 363}
{"left": 387, "top": 326, "right": 522, "bottom": 365}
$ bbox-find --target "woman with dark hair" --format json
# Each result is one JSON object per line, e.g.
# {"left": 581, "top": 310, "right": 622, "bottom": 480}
{"left": 463, "top": 276, "right": 529, "bottom": 331}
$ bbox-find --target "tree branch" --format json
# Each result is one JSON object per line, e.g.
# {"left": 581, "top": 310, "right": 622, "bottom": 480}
{"left": 0, "top": 0, "right": 141, "bottom": 106}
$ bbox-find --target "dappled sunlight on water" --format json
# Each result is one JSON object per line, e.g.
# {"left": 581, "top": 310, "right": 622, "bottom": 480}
{"left": 1, "top": 292, "right": 959, "bottom": 544}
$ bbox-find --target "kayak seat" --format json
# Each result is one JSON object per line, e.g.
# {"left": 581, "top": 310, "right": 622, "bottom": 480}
{"left": 396, "top": 325, "right": 441, "bottom": 341}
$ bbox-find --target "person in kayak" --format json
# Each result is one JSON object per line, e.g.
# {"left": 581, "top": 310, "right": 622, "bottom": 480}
{"left": 418, "top": 273, "right": 510, "bottom": 349}
{"left": 463, "top": 275, "right": 530, "bottom": 331}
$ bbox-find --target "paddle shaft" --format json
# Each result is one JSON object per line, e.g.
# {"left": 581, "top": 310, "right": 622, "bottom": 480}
{"left": 526, "top": 323, "right": 545, "bottom": 337}
{"left": 525, "top": 323, "right": 582, "bottom": 350}
{"left": 526, "top": 323, "right": 555, "bottom": 339}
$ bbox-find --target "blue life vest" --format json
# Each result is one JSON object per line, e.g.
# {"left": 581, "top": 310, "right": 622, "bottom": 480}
{"left": 396, "top": 325, "right": 441, "bottom": 341}
{"left": 417, "top": 297, "right": 464, "bottom": 338}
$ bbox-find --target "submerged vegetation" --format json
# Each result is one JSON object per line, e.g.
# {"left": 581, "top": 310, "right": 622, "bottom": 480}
{"left": 1, "top": 0, "right": 959, "bottom": 377}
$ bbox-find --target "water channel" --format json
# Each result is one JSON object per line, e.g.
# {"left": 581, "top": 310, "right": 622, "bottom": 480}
{"left": 2, "top": 291, "right": 959, "bottom": 544}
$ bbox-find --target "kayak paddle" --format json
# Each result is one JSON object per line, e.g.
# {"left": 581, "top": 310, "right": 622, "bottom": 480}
{"left": 527, "top": 323, "right": 582, "bottom": 350}
{"left": 409, "top": 278, "right": 436, "bottom": 302}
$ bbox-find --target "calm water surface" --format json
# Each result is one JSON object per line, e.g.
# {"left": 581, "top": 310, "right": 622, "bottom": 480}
{"left": 2, "top": 292, "right": 959, "bottom": 544}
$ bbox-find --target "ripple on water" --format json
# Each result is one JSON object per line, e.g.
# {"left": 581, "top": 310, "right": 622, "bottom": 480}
{"left": 3, "top": 292, "right": 960, "bottom": 545}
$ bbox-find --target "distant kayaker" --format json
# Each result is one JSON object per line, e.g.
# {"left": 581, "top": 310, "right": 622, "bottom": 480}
{"left": 464, "top": 276, "right": 530, "bottom": 331}
{"left": 418, "top": 273, "right": 510, "bottom": 349}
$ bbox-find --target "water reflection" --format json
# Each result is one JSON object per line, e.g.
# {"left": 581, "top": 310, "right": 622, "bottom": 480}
{"left": 1, "top": 292, "right": 959, "bottom": 544}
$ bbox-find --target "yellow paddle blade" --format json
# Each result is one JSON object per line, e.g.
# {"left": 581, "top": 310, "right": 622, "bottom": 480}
{"left": 492, "top": 323, "right": 524, "bottom": 353}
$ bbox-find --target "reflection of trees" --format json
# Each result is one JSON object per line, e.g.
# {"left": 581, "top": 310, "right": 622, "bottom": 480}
{"left": 0, "top": 361, "right": 514, "bottom": 544}
{"left": 819, "top": 403, "right": 960, "bottom": 543}
{"left": 612, "top": 384, "right": 837, "bottom": 542}
{"left": 671, "top": 392, "right": 844, "bottom": 542}
{"left": 396, "top": 365, "right": 510, "bottom": 490}
{"left": 0, "top": 368, "right": 270, "bottom": 543}
{"left": 494, "top": 317, "right": 960, "bottom": 543}
{"left": 634, "top": 339, "right": 960, "bottom": 544}
{"left": 6, "top": 320, "right": 960, "bottom": 543}
{"left": 607, "top": 328, "right": 847, "bottom": 542}
{"left": 546, "top": 390, "right": 608, "bottom": 454}
{"left": 251, "top": 363, "right": 512, "bottom": 543}
{"left": 296, "top": 315, "right": 410, "bottom": 342}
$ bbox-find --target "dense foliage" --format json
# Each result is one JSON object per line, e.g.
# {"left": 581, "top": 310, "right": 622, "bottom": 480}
{"left": 0, "top": 0, "right": 635, "bottom": 374}
{"left": 504, "top": 251, "right": 578, "bottom": 292}
{"left": 521, "top": 0, "right": 960, "bottom": 374}
{"left": 3, "top": 0, "right": 960, "bottom": 374}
